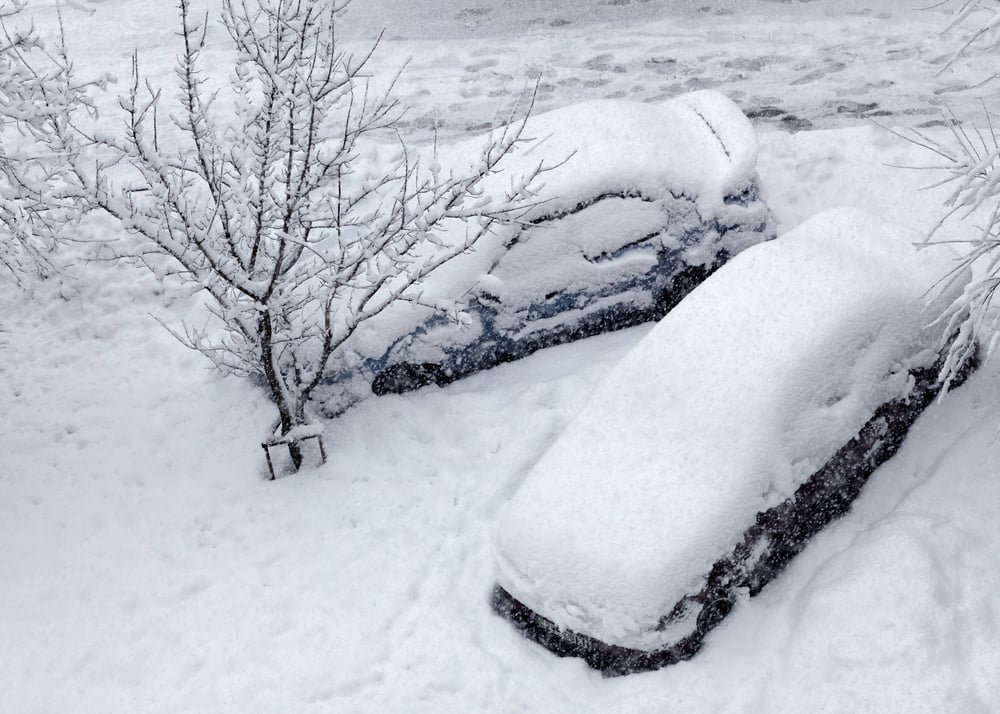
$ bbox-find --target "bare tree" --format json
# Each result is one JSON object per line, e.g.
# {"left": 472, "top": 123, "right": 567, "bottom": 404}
{"left": 887, "top": 1, "right": 1000, "bottom": 388}
{"left": 0, "top": 0, "right": 92, "bottom": 285}
{"left": 893, "top": 116, "right": 995, "bottom": 389}
{"left": 77, "top": 0, "right": 551, "bottom": 472}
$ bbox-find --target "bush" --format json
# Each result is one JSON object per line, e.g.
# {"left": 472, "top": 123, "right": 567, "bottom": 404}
{"left": 75, "top": 0, "right": 552, "bottom": 471}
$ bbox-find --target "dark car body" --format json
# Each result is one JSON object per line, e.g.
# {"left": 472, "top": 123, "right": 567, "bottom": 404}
{"left": 317, "top": 90, "right": 774, "bottom": 415}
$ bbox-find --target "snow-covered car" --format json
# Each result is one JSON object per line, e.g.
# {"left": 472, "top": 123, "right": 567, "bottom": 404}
{"left": 490, "top": 208, "right": 978, "bottom": 676}
{"left": 317, "top": 90, "right": 773, "bottom": 415}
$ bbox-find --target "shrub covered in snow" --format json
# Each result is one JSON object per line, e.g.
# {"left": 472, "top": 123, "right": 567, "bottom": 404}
{"left": 897, "top": 0, "right": 1000, "bottom": 395}
{"left": 0, "top": 1, "right": 92, "bottom": 285}
{"left": 317, "top": 89, "right": 774, "bottom": 414}
{"left": 491, "top": 208, "right": 978, "bottom": 675}
{"left": 74, "top": 0, "right": 558, "bottom": 470}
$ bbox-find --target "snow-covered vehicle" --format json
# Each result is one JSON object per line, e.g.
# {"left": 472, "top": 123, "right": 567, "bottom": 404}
{"left": 490, "top": 208, "right": 979, "bottom": 676}
{"left": 317, "top": 90, "right": 773, "bottom": 415}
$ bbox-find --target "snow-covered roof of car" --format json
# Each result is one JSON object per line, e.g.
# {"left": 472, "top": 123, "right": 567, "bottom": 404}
{"left": 492, "top": 207, "right": 965, "bottom": 651}
{"left": 457, "top": 88, "right": 763, "bottom": 220}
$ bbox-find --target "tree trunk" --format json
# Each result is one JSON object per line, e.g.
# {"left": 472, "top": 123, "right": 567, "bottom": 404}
{"left": 276, "top": 405, "right": 305, "bottom": 471}
{"left": 259, "top": 308, "right": 306, "bottom": 471}
{"left": 286, "top": 401, "right": 308, "bottom": 471}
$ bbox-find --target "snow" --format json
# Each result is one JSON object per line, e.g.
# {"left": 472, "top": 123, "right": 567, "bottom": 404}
{"left": 3, "top": 0, "right": 1000, "bottom": 712}
{"left": 265, "top": 423, "right": 326, "bottom": 446}
{"left": 35, "top": 0, "right": 989, "bottom": 144}
{"left": 407, "top": 89, "right": 766, "bottom": 307}
{"left": 444, "top": 89, "right": 762, "bottom": 270}
{"left": 485, "top": 197, "right": 668, "bottom": 305}
{"left": 493, "top": 207, "right": 967, "bottom": 650}
{"left": 459, "top": 89, "right": 762, "bottom": 219}
{"left": 325, "top": 90, "right": 771, "bottom": 409}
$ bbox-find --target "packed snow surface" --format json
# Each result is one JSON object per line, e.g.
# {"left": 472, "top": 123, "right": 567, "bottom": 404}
{"left": 30, "top": 0, "right": 995, "bottom": 144}
{"left": 5, "top": 0, "right": 1000, "bottom": 712}
{"left": 493, "top": 208, "right": 966, "bottom": 649}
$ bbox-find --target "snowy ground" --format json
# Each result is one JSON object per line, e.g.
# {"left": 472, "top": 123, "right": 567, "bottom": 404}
{"left": 4, "top": 0, "right": 1000, "bottom": 712}
{"left": 45, "top": 0, "right": 1000, "bottom": 141}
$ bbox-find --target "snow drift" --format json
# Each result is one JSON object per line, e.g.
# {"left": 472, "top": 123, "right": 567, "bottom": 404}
{"left": 491, "top": 207, "right": 977, "bottom": 674}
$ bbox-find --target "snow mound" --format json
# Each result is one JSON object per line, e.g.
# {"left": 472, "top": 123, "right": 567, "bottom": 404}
{"left": 492, "top": 207, "right": 966, "bottom": 651}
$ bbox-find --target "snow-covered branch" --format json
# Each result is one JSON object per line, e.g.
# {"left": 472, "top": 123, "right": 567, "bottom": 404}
{"left": 902, "top": 3, "right": 1000, "bottom": 388}
{"left": 78, "top": 0, "right": 553, "bottom": 471}
{"left": 0, "top": 0, "right": 96, "bottom": 285}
